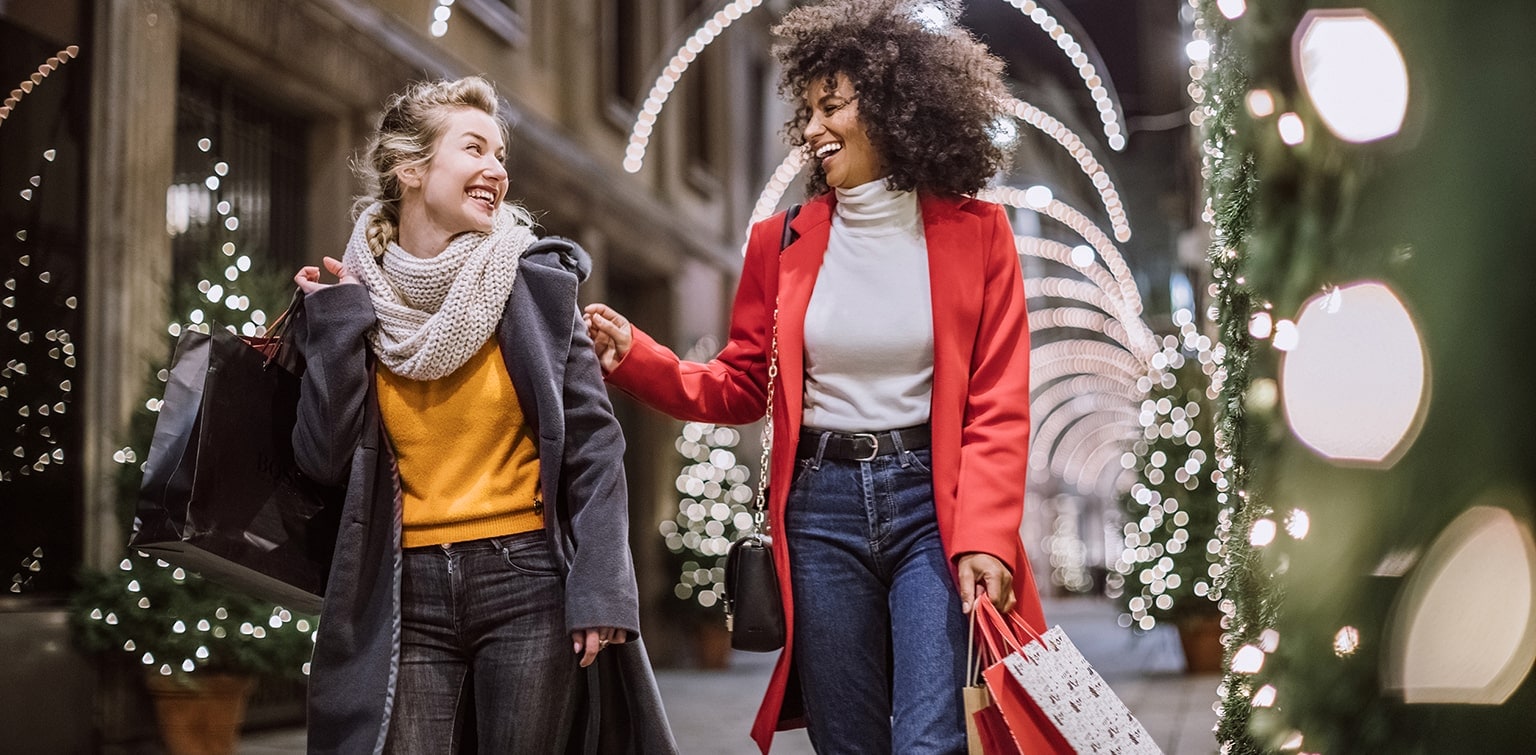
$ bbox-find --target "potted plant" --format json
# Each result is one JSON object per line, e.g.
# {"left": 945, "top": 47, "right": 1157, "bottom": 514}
{"left": 1109, "top": 313, "right": 1227, "bottom": 673}
{"left": 658, "top": 420, "right": 757, "bottom": 668}
{"left": 70, "top": 553, "right": 317, "bottom": 754}
{"left": 69, "top": 209, "right": 310, "bottom": 752}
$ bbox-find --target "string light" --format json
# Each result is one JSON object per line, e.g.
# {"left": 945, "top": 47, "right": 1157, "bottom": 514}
{"left": 0, "top": 45, "right": 81, "bottom": 129}
{"left": 623, "top": 0, "right": 764, "bottom": 173}
{"left": 3, "top": 48, "right": 83, "bottom": 562}
{"left": 996, "top": 0, "right": 1127, "bottom": 150}
{"left": 1016, "top": 236, "right": 1152, "bottom": 356}
{"left": 1231, "top": 644, "right": 1265, "bottom": 674}
{"left": 985, "top": 189, "right": 1143, "bottom": 320}
{"left": 1109, "top": 311, "right": 1225, "bottom": 631}
{"left": 1277, "top": 112, "right": 1306, "bottom": 145}
{"left": 1217, "top": 0, "right": 1247, "bottom": 20}
{"left": 429, "top": 0, "right": 453, "bottom": 38}
{"left": 996, "top": 96, "right": 1131, "bottom": 240}
{"left": 685, "top": 16, "right": 1135, "bottom": 250}
{"left": 627, "top": 0, "right": 1128, "bottom": 174}
{"left": 664, "top": 421, "right": 752, "bottom": 609}
{"left": 1246, "top": 89, "right": 1276, "bottom": 118}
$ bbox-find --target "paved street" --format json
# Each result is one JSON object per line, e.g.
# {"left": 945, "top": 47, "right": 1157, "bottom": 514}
{"left": 242, "top": 597, "right": 1220, "bottom": 754}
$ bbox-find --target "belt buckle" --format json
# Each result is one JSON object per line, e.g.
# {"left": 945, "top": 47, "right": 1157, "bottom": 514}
{"left": 851, "top": 432, "right": 879, "bottom": 462}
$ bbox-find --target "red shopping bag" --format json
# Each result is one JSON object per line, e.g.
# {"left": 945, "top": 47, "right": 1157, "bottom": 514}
{"left": 970, "top": 594, "right": 1075, "bottom": 754}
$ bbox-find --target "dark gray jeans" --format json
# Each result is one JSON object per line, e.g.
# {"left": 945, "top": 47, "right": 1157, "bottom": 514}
{"left": 385, "top": 532, "right": 579, "bottom": 754}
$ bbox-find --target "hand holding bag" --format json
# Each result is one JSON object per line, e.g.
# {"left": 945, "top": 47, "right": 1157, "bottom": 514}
{"left": 721, "top": 205, "right": 800, "bottom": 653}
{"left": 130, "top": 290, "right": 342, "bottom": 614}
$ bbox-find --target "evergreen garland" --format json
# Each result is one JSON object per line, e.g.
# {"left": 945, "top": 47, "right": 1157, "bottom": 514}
{"left": 1198, "top": 0, "right": 1536, "bottom": 751}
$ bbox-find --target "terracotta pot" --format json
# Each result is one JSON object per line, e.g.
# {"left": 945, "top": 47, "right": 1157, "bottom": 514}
{"left": 1177, "top": 613, "right": 1225, "bottom": 674}
{"left": 143, "top": 672, "right": 255, "bottom": 755}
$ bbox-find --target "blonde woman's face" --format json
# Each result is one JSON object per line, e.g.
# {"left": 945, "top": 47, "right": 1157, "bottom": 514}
{"left": 407, "top": 107, "right": 508, "bottom": 236}
{"left": 802, "top": 73, "right": 884, "bottom": 190}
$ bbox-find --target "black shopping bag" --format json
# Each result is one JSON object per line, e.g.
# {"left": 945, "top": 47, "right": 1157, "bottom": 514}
{"left": 131, "top": 294, "right": 341, "bottom": 615}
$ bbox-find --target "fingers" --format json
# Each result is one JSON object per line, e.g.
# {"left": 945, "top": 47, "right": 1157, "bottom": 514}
{"left": 574, "top": 630, "right": 600, "bottom": 668}
{"left": 573, "top": 628, "right": 626, "bottom": 668}
{"left": 582, "top": 303, "right": 618, "bottom": 320}
{"left": 588, "top": 313, "right": 629, "bottom": 339}
{"left": 990, "top": 571, "right": 1016, "bottom": 614}
{"left": 957, "top": 559, "right": 977, "bottom": 615}
{"left": 957, "top": 553, "right": 1016, "bottom": 615}
{"left": 323, "top": 256, "right": 361, "bottom": 286}
{"left": 582, "top": 304, "right": 632, "bottom": 336}
{"left": 581, "top": 306, "right": 632, "bottom": 373}
{"left": 294, "top": 266, "right": 322, "bottom": 295}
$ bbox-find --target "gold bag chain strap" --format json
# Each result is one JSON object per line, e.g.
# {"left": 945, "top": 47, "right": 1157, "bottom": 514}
{"left": 750, "top": 204, "right": 801, "bottom": 537}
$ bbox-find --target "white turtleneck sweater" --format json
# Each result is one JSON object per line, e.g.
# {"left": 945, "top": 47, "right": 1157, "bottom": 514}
{"left": 801, "top": 179, "right": 934, "bottom": 432}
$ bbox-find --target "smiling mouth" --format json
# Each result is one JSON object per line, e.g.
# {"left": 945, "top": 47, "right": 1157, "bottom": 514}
{"left": 467, "top": 187, "right": 496, "bottom": 210}
{"left": 814, "top": 142, "right": 843, "bottom": 160}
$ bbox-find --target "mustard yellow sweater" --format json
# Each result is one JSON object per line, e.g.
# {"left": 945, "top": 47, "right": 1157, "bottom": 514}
{"left": 376, "top": 339, "right": 542, "bottom": 547}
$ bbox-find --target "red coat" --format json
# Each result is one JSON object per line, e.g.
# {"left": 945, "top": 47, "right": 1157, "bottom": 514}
{"left": 606, "top": 192, "right": 1046, "bottom": 752}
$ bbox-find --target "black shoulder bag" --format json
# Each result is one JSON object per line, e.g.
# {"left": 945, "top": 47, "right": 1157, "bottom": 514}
{"left": 723, "top": 204, "right": 800, "bottom": 652}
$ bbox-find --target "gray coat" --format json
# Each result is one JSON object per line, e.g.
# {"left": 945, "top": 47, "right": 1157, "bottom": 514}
{"left": 291, "top": 238, "right": 677, "bottom": 754}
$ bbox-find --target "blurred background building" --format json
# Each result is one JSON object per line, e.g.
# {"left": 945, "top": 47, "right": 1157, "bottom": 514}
{"left": 1, "top": 0, "right": 1201, "bottom": 751}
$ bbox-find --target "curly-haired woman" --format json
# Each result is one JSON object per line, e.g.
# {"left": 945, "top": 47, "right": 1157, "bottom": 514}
{"left": 291, "top": 76, "right": 675, "bottom": 752}
{"left": 586, "top": 0, "right": 1049, "bottom": 751}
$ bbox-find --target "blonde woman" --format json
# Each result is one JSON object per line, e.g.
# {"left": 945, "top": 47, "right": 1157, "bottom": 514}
{"left": 292, "top": 76, "right": 674, "bottom": 753}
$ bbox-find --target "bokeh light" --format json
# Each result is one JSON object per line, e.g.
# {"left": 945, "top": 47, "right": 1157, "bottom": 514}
{"left": 1294, "top": 10, "right": 1410, "bottom": 143}
{"left": 1280, "top": 282, "right": 1428, "bottom": 465}
{"left": 1386, "top": 503, "right": 1536, "bottom": 704}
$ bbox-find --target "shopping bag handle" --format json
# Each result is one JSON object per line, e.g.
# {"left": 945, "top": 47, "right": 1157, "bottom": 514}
{"left": 972, "top": 588, "right": 1024, "bottom": 661}
{"left": 263, "top": 287, "right": 306, "bottom": 341}
{"left": 1003, "top": 609, "right": 1047, "bottom": 646}
{"left": 245, "top": 288, "right": 305, "bottom": 369}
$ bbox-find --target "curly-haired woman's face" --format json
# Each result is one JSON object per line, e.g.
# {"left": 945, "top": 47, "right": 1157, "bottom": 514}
{"left": 803, "top": 73, "right": 884, "bottom": 190}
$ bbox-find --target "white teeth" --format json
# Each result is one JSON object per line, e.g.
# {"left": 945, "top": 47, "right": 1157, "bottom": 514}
{"left": 815, "top": 142, "right": 842, "bottom": 159}
{"left": 468, "top": 189, "right": 493, "bottom": 203}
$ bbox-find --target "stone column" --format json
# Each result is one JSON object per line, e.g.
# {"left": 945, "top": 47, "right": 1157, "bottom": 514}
{"left": 82, "top": 0, "right": 180, "bottom": 571}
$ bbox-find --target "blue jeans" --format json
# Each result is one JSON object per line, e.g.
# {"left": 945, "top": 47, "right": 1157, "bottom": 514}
{"left": 385, "top": 532, "right": 579, "bottom": 754}
{"left": 785, "top": 442, "right": 968, "bottom": 754}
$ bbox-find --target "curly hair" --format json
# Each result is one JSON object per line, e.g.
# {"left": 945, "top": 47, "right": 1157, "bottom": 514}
{"left": 353, "top": 76, "right": 532, "bottom": 256}
{"left": 773, "top": 0, "right": 1010, "bottom": 198}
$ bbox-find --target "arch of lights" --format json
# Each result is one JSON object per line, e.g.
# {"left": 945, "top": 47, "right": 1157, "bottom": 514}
{"left": 606, "top": 1, "right": 1157, "bottom": 502}
{"left": 626, "top": 1, "right": 1131, "bottom": 228}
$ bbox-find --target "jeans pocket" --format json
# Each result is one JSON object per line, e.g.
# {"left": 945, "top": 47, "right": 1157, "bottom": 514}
{"left": 494, "top": 534, "right": 562, "bottom": 578}
{"left": 903, "top": 449, "right": 934, "bottom": 475}
{"left": 789, "top": 457, "right": 817, "bottom": 494}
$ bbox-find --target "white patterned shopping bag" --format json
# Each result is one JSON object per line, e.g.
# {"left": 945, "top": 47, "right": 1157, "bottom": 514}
{"left": 1000, "top": 626, "right": 1163, "bottom": 754}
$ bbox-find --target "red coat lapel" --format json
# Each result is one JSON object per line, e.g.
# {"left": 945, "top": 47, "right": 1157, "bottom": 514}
{"left": 774, "top": 196, "right": 833, "bottom": 439}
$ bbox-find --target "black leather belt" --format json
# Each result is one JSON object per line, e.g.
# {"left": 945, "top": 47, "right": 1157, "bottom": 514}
{"left": 798, "top": 425, "right": 931, "bottom": 462}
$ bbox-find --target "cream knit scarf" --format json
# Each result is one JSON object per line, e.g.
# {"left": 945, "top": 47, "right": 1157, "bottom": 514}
{"left": 343, "top": 202, "right": 536, "bottom": 380}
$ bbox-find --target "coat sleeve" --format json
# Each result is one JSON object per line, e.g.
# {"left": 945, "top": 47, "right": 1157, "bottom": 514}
{"left": 603, "top": 217, "right": 777, "bottom": 425}
{"left": 559, "top": 304, "right": 643, "bottom": 636}
{"left": 951, "top": 204, "right": 1032, "bottom": 563}
{"left": 290, "top": 284, "right": 376, "bottom": 487}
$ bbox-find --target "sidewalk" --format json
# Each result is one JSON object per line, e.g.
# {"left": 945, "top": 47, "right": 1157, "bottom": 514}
{"left": 242, "top": 597, "right": 1219, "bottom": 754}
